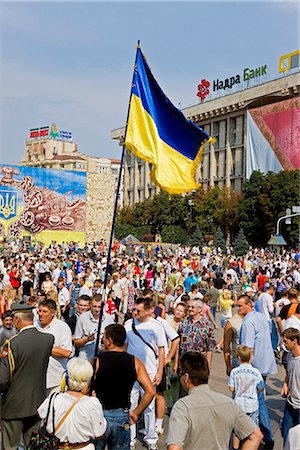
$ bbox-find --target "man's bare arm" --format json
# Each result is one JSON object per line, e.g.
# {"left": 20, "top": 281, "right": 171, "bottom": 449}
{"left": 51, "top": 347, "right": 71, "bottom": 358}
{"left": 130, "top": 357, "right": 155, "bottom": 423}
{"left": 165, "top": 337, "right": 179, "bottom": 365}
{"left": 153, "top": 346, "right": 164, "bottom": 386}
{"left": 240, "top": 428, "right": 263, "bottom": 449}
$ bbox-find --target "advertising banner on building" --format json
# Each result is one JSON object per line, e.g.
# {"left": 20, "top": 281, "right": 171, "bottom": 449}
{"left": 0, "top": 165, "right": 86, "bottom": 245}
{"left": 246, "top": 97, "right": 300, "bottom": 178}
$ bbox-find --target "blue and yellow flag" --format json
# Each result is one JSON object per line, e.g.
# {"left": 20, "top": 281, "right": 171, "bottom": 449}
{"left": 125, "top": 46, "right": 213, "bottom": 194}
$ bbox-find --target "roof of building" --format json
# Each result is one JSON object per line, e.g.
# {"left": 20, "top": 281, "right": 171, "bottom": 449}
{"left": 267, "top": 234, "right": 287, "bottom": 246}
{"left": 124, "top": 234, "right": 140, "bottom": 243}
{"left": 50, "top": 154, "right": 86, "bottom": 162}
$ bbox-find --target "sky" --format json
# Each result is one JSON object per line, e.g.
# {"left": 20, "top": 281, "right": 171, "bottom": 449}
{"left": 0, "top": 0, "right": 298, "bottom": 165}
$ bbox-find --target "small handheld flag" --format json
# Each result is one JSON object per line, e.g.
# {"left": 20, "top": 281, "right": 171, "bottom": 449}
{"left": 125, "top": 45, "right": 214, "bottom": 194}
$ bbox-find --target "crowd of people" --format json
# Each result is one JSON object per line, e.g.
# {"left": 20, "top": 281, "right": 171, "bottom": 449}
{"left": 0, "top": 238, "right": 299, "bottom": 450}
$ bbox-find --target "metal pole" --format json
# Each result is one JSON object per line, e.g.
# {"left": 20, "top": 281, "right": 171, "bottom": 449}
{"left": 276, "top": 212, "right": 300, "bottom": 235}
{"left": 92, "top": 41, "right": 140, "bottom": 361}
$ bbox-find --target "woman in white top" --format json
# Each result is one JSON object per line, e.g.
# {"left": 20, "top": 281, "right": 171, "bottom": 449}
{"left": 37, "top": 358, "right": 107, "bottom": 449}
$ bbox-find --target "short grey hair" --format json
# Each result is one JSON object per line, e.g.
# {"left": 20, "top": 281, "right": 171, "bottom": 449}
{"left": 189, "top": 298, "right": 202, "bottom": 308}
{"left": 14, "top": 311, "right": 34, "bottom": 322}
{"left": 67, "top": 357, "right": 93, "bottom": 392}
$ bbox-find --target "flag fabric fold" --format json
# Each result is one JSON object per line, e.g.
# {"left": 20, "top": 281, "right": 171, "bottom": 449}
{"left": 125, "top": 45, "right": 214, "bottom": 194}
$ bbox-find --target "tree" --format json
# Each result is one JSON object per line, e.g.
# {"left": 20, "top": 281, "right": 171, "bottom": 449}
{"left": 233, "top": 229, "right": 249, "bottom": 256}
{"left": 213, "top": 226, "right": 226, "bottom": 253}
{"left": 161, "top": 225, "right": 189, "bottom": 244}
{"left": 239, "top": 171, "right": 266, "bottom": 246}
{"left": 239, "top": 170, "right": 300, "bottom": 247}
{"left": 189, "top": 227, "right": 204, "bottom": 247}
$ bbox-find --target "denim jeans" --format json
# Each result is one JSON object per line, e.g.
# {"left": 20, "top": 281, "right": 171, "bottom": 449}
{"left": 96, "top": 408, "right": 131, "bottom": 450}
{"left": 258, "top": 384, "right": 273, "bottom": 442}
{"left": 281, "top": 401, "right": 300, "bottom": 443}
{"left": 210, "top": 306, "right": 217, "bottom": 321}
{"left": 269, "top": 319, "right": 278, "bottom": 350}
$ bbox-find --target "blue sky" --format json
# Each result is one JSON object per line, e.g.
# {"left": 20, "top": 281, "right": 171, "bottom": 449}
{"left": 0, "top": 1, "right": 298, "bottom": 164}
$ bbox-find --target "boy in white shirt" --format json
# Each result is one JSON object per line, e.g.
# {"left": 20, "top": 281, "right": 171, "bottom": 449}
{"left": 229, "top": 345, "right": 264, "bottom": 450}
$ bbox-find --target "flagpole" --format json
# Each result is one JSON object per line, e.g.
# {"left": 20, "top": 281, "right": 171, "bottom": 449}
{"left": 92, "top": 41, "right": 140, "bottom": 361}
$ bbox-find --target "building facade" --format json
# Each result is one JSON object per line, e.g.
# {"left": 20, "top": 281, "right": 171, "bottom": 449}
{"left": 111, "top": 72, "right": 300, "bottom": 206}
{"left": 21, "top": 123, "right": 123, "bottom": 205}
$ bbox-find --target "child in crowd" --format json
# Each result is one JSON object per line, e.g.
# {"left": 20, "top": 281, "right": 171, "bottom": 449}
{"left": 228, "top": 345, "right": 264, "bottom": 450}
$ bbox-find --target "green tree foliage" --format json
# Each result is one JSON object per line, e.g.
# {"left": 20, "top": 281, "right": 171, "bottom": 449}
{"left": 115, "top": 170, "right": 300, "bottom": 247}
{"left": 233, "top": 229, "right": 249, "bottom": 256}
{"left": 161, "top": 225, "right": 189, "bottom": 244}
{"left": 189, "top": 227, "right": 204, "bottom": 247}
{"left": 239, "top": 170, "right": 300, "bottom": 247}
{"left": 213, "top": 226, "right": 227, "bottom": 252}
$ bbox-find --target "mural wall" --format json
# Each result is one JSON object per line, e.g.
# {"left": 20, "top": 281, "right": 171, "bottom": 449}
{"left": 0, "top": 165, "right": 86, "bottom": 245}
{"left": 246, "top": 97, "right": 300, "bottom": 178}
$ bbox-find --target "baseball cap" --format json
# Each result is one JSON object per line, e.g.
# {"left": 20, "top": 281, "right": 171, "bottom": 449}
{"left": 244, "top": 287, "right": 255, "bottom": 293}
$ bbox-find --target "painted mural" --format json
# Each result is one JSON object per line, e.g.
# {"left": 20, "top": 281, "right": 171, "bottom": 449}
{"left": 0, "top": 165, "right": 86, "bottom": 245}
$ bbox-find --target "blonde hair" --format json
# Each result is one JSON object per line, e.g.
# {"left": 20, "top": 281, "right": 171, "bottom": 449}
{"left": 158, "top": 293, "right": 166, "bottom": 304}
{"left": 236, "top": 345, "right": 251, "bottom": 363}
{"left": 67, "top": 357, "right": 93, "bottom": 392}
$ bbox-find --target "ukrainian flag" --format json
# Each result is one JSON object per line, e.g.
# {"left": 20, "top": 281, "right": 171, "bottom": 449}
{"left": 125, "top": 45, "right": 213, "bottom": 194}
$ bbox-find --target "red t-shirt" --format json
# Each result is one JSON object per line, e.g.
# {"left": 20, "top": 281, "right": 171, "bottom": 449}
{"left": 9, "top": 271, "right": 20, "bottom": 289}
{"left": 258, "top": 274, "right": 266, "bottom": 291}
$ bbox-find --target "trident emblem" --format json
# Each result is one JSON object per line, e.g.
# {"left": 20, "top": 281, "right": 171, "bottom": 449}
{"left": 0, "top": 190, "right": 18, "bottom": 220}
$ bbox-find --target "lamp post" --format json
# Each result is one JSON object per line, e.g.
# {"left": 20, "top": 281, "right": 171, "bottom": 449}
{"left": 276, "top": 212, "right": 300, "bottom": 235}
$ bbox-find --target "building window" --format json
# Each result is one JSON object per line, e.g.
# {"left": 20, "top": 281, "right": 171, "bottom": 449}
{"left": 230, "top": 117, "right": 237, "bottom": 146}
{"left": 213, "top": 122, "right": 219, "bottom": 149}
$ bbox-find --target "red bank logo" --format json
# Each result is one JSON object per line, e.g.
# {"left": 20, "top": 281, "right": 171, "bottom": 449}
{"left": 197, "top": 79, "right": 210, "bottom": 101}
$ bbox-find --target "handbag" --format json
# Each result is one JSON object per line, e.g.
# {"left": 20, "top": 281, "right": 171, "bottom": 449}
{"left": 28, "top": 393, "right": 83, "bottom": 450}
{"left": 28, "top": 392, "right": 60, "bottom": 450}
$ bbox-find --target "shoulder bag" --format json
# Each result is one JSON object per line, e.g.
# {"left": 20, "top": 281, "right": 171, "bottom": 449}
{"left": 131, "top": 319, "right": 158, "bottom": 359}
{"left": 28, "top": 393, "right": 83, "bottom": 450}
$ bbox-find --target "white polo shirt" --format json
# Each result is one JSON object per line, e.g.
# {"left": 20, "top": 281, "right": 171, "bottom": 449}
{"left": 38, "top": 317, "right": 72, "bottom": 388}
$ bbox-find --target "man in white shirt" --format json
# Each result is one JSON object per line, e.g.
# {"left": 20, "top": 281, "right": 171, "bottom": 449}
{"left": 110, "top": 272, "right": 122, "bottom": 311}
{"left": 225, "top": 266, "right": 239, "bottom": 285}
{"left": 38, "top": 299, "right": 72, "bottom": 394}
{"left": 125, "top": 297, "right": 165, "bottom": 450}
{"left": 257, "top": 285, "right": 275, "bottom": 324}
{"left": 119, "top": 271, "right": 131, "bottom": 314}
{"left": 52, "top": 265, "right": 61, "bottom": 287}
{"left": 78, "top": 276, "right": 92, "bottom": 297}
{"left": 74, "top": 294, "right": 114, "bottom": 360}
{"left": 58, "top": 280, "right": 70, "bottom": 320}
{"left": 86, "top": 267, "right": 96, "bottom": 287}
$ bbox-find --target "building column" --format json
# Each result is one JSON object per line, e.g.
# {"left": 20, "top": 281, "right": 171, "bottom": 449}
{"left": 209, "top": 143, "right": 216, "bottom": 187}
{"left": 225, "top": 141, "right": 233, "bottom": 188}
